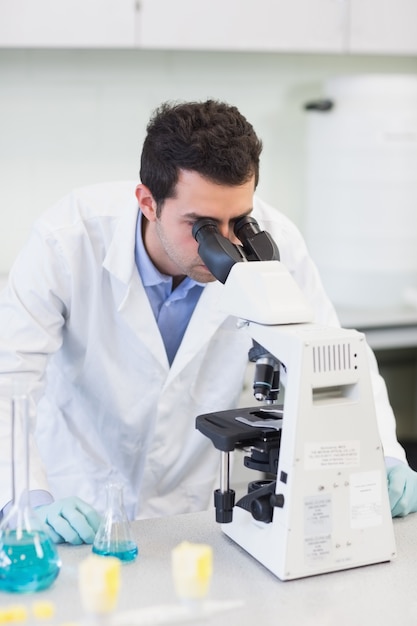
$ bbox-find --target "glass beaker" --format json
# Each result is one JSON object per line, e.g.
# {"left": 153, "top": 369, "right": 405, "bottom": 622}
{"left": 0, "top": 381, "right": 61, "bottom": 592}
{"left": 92, "top": 482, "right": 138, "bottom": 563}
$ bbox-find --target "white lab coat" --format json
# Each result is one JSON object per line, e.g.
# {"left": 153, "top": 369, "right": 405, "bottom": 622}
{"left": 0, "top": 181, "right": 406, "bottom": 519}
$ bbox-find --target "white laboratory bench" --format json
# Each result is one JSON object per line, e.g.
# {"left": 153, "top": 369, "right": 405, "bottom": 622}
{"left": 2, "top": 510, "right": 417, "bottom": 626}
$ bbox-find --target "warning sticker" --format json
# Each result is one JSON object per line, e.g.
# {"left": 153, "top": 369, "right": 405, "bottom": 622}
{"left": 305, "top": 441, "right": 360, "bottom": 470}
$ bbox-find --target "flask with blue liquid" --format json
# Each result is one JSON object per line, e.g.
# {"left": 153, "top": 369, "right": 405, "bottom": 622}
{"left": 0, "top": 380, "right": 61, "bottom": 592}
{"left": 92, "top": 482, "right": 138, "bottom": 563}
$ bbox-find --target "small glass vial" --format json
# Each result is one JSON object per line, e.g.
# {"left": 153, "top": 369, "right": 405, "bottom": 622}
{"left": 0, "top": 381, "right": 61, "bottom": 592}
{"left": 171, "top": 541, "right": 213, "bottom": 612}
{"left": 92, "top": 482, "right": 138, "bottom": 563}
{"left": 79, "top": 554, "right": 121, "bottom": 618}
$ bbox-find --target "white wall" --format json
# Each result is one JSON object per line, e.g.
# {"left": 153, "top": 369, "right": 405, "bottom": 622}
{"left": 1, "top": 49, "right": 417, "bottom": 275}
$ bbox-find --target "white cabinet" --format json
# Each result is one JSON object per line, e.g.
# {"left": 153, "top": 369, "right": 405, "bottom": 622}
{"left": 0, "top": 0, "right": 416, "bottom": 54}
{"left": 136, "top": 0, "right": 417, "bottom": 55}
{"left": 349, "top": 0, "right": 417, "bottom": 55}
{"left": 136, "top": 0, "right": 347, "bottom": 52}
{"left": 0, "top": 0, "right": 136, "bottom": 48}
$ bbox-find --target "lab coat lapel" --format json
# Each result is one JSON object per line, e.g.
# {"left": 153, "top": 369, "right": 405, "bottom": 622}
{"left": 166, "top": 280, "right": 229, "bottom": 382}
{"left": 102, "top": 200, "right": 169, "bottom": 371}
{"left": 117, "top": 274, "right": 168, "bottom": 369}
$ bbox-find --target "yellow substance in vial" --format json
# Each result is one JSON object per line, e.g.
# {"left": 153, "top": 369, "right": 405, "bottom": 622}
{"left": 78, "top": 554, "right": 121, "bottom": 615}
{"left": 171, "top": 541, "right": 213, "bottom": 600}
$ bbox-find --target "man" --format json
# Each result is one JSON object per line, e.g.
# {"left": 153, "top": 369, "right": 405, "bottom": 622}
{"left": 0, "top": 100, "right": 416, "bottom": 545}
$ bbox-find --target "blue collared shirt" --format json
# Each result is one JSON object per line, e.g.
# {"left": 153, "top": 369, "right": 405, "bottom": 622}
{"left": 135, "top": 212, "right": 204, "bottom": 365}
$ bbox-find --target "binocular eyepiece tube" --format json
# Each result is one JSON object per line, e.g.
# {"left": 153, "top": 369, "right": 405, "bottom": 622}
{"left": 192, "top": 215, "right": 280, "bottom": 283}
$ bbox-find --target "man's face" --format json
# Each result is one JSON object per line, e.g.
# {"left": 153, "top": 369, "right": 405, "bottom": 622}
{"left": 139, "top": 170, "right": 256, "bottom": 284}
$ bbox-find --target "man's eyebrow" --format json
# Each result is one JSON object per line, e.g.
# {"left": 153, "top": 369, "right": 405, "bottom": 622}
{"left": 183, "top": 209, "right": 253, "bottom": 223}
{"left": 183, "top": 212, "right": 206, "bottom": 220}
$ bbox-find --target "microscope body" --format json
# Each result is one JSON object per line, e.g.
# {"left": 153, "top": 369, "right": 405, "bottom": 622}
{"left": 196, "top": 261, "right": 396, "bottom": 581}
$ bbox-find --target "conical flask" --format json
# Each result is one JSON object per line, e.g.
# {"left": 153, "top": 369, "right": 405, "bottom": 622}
{"left": 0, "top": 380, "right": 61, "bottom": 592}
{"left": 92, "top": 482, "right": 138, "bottom": 563}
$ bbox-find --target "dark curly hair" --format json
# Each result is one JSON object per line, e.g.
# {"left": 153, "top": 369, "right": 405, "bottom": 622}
{"left": 140, "top": 100, "right": 263, "bottom": 215}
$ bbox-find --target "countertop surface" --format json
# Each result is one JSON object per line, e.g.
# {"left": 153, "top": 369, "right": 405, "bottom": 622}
{"left": 2, "top": 510, "right": 417, "bottom": 626}
{"left": 338, "top": 305, "right": 417, "bottom": 330}
{"left": 337, "top": 305, "right": 417, "bottom": 350}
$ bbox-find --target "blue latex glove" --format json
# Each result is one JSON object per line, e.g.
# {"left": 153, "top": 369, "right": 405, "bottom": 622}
{"left": 387, "top": 463, "right": 417, "bottom": 517}
{"left": 36, "top": 497, "right": 101, "bottom": 545}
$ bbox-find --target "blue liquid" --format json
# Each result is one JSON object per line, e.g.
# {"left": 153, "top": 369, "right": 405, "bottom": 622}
{"left": 92, "top": 541, "right": 138, "bottom": 562}
{"left": 0, "top": 530, "right": 61, "bottom": 593}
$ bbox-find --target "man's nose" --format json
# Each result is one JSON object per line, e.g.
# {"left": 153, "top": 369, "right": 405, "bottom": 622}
{"left": 218, "top": 223, "right": 240, "bottom": 245}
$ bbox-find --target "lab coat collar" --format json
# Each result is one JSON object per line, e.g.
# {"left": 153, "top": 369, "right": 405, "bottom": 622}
{"left": 102, "top": 197, "right": 168, "bottom": 368}
{"left": 102, "top": 193, "right": 139, "bottom": 285}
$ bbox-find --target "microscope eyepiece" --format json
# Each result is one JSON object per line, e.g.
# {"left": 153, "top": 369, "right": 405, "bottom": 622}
{"left": 233, "top": 215, "right": 261, "bottom": 242}
{"left": 192, "top": 217, "right": 243, "bottom": 284}
{"left": 191, "top": 218, "right": 219, "bottom": 243}
{"left": 234, "top": 215, "right": 280, "bottom": 262}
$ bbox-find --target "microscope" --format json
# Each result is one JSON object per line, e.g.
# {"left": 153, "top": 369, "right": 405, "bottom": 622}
{"left": 193, "top": 216, "right": 396, "bottom": 581}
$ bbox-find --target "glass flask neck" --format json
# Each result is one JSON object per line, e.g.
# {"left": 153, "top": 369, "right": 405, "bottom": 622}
{"left": 11, "top": 392, "right": 31, "bottom": 516}
{"left": 105, "top": 483, "right": 125, "bottom": 515}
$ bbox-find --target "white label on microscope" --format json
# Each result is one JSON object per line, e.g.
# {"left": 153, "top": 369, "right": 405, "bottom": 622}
{"left": 304, "top": 494, "right": 332, "bottom": 562}
{"left": 350, "top": 471, "right": 382, "bottom": 528}
{"left": 304, "top": 441, "right": 360, "bottom": 470}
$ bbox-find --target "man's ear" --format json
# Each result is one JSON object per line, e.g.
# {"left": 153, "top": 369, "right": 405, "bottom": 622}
{"left": 135, "top": 184, "right": 158, "bottom": 222}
